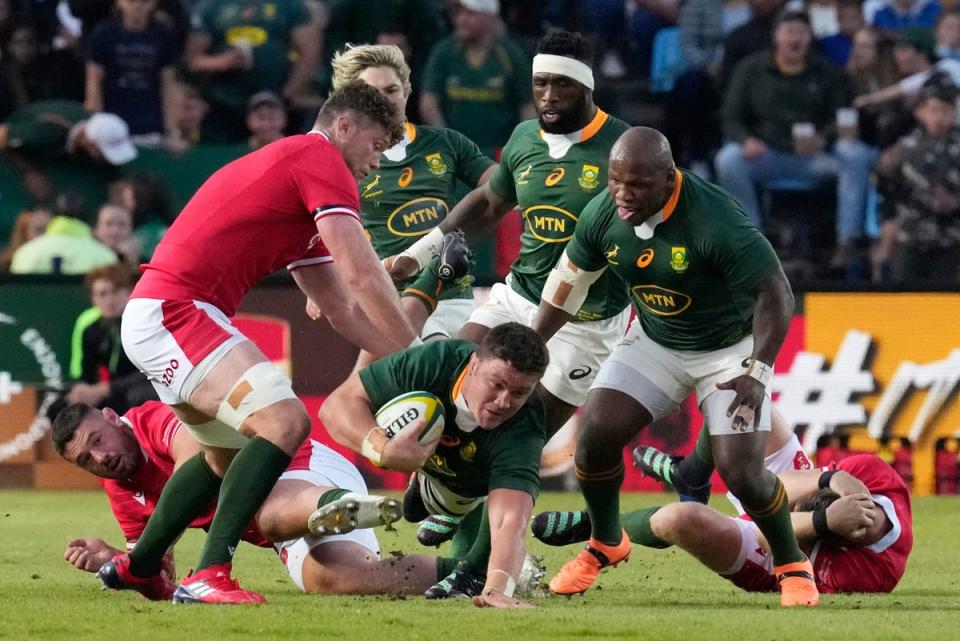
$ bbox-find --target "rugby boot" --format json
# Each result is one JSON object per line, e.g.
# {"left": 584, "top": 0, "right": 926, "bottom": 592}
{"left": 633, "top": 445, "right": 711, "bottom": 504}
{"left": 775, "top": 558, "right": 820, "bottom": 607}
{"left": 416, "top": 514, "right": 463, "bottom": 547}
{"left": 424, "top": 563, "right": 486, "bottom": 599}
{"left": 307, "top": 493, "right": 402, "bottom": 537}
{"left": 402, "top": 472, "right": 429, "bottom": 523}
{"left": 531, "top": 510, "right": 592, "bottom": 546}
{"left": 96, "top": 553, "right": 176, "bottom": 601}
{"left": 171, "top": 563, "right": 266, "bottom": 604}
{"left": 548, "top": 529, "right": 631, "bottom": 595}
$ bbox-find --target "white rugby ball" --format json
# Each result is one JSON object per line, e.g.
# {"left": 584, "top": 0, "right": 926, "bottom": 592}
{"left": 374, "top": 391, "right": 445, "bottom": 445}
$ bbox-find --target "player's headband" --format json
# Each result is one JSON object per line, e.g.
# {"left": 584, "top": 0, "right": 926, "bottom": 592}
{"left": 532, "top": 54, "right": 595, "bottom": 91}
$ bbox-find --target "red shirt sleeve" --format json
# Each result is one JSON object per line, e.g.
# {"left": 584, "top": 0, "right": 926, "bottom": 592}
{"left": 289, "top": 138, "right": 362, "bottom": 224}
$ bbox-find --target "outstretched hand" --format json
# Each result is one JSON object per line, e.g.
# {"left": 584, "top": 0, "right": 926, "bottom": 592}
{"left": 472, "top": 588, "right": 533, "bottom": 609}
{"left": 64, "top": 538, "right": 119, "bottom": 573}
{"left": 715, "top": 376, "right": 767, "bottom": 432}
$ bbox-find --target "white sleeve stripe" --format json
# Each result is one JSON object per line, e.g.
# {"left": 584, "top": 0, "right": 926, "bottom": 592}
{"left": 866, "top": 493, "right": 902, "bottom": 554}
{"left": 313, "top": 207, "right": 360, "bottom": 221}
{"left": 287, "top": 256, "right": 335, "bottom": 271}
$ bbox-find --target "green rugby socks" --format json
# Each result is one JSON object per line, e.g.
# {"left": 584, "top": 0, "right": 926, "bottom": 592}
{"left": 742, "top": 477, "right": 805, "bottom": 565}
{"left": 621, "top": 507, "right": 671, "bottom": 549}
{"left": 197, "top": 437, "right": 291, "bottom": 570}
{"left": 577, "top": 460, "right": 625, "bottom": 545}
{"left": 128, "top": 452, "right": 221, "bottom": 577}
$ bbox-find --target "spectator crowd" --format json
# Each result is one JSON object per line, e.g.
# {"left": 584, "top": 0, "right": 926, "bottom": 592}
{"left": 3, "top": 0, "right": 960, "bottom": 288}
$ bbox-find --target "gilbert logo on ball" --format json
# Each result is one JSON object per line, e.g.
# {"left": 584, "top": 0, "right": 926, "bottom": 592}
{"left": 374, "top": 391, "right": 445, "bottom": 444}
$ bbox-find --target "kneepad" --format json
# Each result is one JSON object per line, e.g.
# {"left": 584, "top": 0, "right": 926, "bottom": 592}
{"left": 216, "top": 362, "right": 298, "bottom": 430}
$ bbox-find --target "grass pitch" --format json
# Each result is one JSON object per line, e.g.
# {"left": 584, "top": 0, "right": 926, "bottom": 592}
{"left": 1, "top": 490, "right": 957, "bottom": 641}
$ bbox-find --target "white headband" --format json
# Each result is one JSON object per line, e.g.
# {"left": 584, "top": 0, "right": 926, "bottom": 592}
{"left": 532, "top": 54, "right": 595, "bottom": 90}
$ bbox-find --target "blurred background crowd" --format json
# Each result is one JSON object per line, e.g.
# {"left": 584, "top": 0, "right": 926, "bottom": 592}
{"left": 3, "top": 0, "right": 960, "bottom": 286}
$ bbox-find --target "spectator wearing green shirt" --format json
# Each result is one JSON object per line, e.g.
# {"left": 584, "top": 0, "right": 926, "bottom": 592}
{"left": 420, "top": 0, "right": 534, "bottom": 156}
{"left": 185, "top": 0, "right": 320, "bottom": 142}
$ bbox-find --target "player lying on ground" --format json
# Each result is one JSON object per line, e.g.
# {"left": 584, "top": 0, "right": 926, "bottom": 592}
{"left": 533, "top": 126, "right": 816, "bottom": 606}
{"left": 105, "top": 83, "right": 419, "bottom": 604}
{"left": 54, "top": 401, "right": 445, "bottom": 596}
{"left": 533, "top": 422, "right": 912, "bottom": 594}
{"left": 321, "top": 323, "right": 550, "bottom": 608}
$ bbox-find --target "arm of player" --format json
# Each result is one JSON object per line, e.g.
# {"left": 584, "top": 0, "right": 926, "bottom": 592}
{"left": 385, "top": 182, "right": 516, "bottom": 282}
{"left": 293, "top": 263, "right": 400, "bottom": 357}
{"left": 282, "top": 23, "right": 321, "bottom": 102}
{"left": 534, "top": 250, "right": 606, "bottom": 342}
{"left": 715, "top": 265, "right": 794, "bottom": 430}
{"left": 320, "top": 373, "right": 437, "bottom": 472}
{"left": 473, "top": 488, "right": 534, "bottom": 609}
{"left": 779, "top": 469, "right": 870, "bottom": 508}
{"left": 312, "top": 215, "right": 418, "bottom": 355}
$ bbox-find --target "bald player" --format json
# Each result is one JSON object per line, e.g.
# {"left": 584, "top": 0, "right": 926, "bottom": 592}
{"left": 534, "top": 127, "right": 817, "bottom": 607}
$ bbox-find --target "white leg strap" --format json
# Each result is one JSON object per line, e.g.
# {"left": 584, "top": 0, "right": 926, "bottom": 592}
{"left": 216, "top": 362, "right": 298, "bottom": 430}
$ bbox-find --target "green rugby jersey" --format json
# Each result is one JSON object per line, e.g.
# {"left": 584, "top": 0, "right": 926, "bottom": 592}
{"left": 489, "top": 110, "right": 630, "bottom": 321}
{"left": 359, "top": 124, "right": 493, "bottom": 300}
{"left": 358, "top": 340, "right": 546, "bottom": 500}
{"left": 565, "top": 170, "right": 781, "bottom": 351}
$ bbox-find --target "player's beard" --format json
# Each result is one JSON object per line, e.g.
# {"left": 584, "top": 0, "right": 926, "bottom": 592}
{"left": 539, "top": 91, "right": 590, "bottom": 135}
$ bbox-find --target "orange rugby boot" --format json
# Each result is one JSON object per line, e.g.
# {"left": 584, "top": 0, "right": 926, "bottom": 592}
{"left": 775, "top": 558, "right": 820, "bottom": 607}
{"left": 548, "top": 529, "right": 631, "bottom": 595}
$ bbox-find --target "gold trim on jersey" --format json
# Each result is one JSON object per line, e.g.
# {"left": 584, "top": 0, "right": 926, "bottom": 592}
{"left": 579, "top": 109, "right": 608, "bottom": 142}
{"left": 405, "top": 123, "right": 417, "bottom": 143}
{"left": 662, "top": 170, "right": 684, "bottom": 222}
{"left": 451, "top": 364, "right": 469, "bottom": 401}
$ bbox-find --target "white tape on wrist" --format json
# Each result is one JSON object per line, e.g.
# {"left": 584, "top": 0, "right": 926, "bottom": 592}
{"left": 399, "top": 227, "right": 444, "bottom": 271}
{"left": 744, "top": 359, "right": 773, "bottom": 387}
{"left": 487, "top": 569, "right": 516, "bottom": 597}
{"left": 361, "top": 427, "right": 387, "bottom": 465}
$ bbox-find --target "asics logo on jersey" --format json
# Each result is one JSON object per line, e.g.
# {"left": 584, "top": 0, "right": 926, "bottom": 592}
{"left": 398, "top": 167, "right": 413, "bottom": 188}
{"left": 631, "top": 285, "right": 692, "bottom": 316}
{"left": 636, "top": 249, "right": 654, "bottom": 268}
{"left": 545, "top": 167, "right": 565, "bottom": 186}
{"left": 569, "top": 367, "right": 592, "bottom": 380}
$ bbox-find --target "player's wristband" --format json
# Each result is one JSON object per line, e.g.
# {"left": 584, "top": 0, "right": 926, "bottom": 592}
{"left": 486, "top": 569, "right": 516, "bottom": 597}
{"left": 399, "top": 227, "right": 444, "bottom": 271}
{"left": 361, "top": 427, "right": 389, "bottom": 465}
{"left": 744, "top": 358, "right": 773, "bottom": 387}
{"left": 812, "top": 507, "right": 831, "bottom": 538}
{"left": 818, "top": 470, "right": 838, "bottom": 490}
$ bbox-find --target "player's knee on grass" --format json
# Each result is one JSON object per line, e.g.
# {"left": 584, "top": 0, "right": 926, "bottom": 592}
{"left": 300, "top": 543, "right": 383, "bottom": 594}
{"left": 650, "top": 503, "right": 707, "bottom": 544}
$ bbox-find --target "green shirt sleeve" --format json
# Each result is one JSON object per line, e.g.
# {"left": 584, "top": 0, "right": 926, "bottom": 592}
{"left": 484, "top": 417, "right": 545, "bottom": 499}
{"left": 447, "top": 129, "right": 494, "bottom": 187}
{"left": 70, "top": 307, "right": 102, "bottom": 380}
{"left": 564, "top": 191, "right": 612, "bottom": 272}
{"left": 422, "top": 39, "right": 449, "bottom": 95}
{"left": 697, "top": 198, "right": 779, "bottom": 293}
{"left": 487, "top": 124, "right": 524, "bottom": 201}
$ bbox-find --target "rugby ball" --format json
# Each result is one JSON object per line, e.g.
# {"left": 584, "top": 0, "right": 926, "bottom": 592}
{"left": 374, "top": 391, "right": 445, "bottom": 445}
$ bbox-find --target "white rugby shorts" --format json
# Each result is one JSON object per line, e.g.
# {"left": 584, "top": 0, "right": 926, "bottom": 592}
{"left": 592, "top": 318, "right": 772, "bottom": 436}
{"left": 466, "top": 280, "right": 629, "bottom": 406}
{"left": 274, "top": 439, "right": 380, "bottom": 592}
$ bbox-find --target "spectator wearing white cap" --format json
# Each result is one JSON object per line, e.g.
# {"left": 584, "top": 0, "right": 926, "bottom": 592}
{"left": 420, "top": 0, "right": 534, "bottom": 155}
{"left": 0, "top": 99, "right": 137, "bottom": 165}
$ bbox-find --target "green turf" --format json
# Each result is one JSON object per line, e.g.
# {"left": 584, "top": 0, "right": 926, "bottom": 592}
{"left": 1, "top": 490, "right": 957, "bottom": 641}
